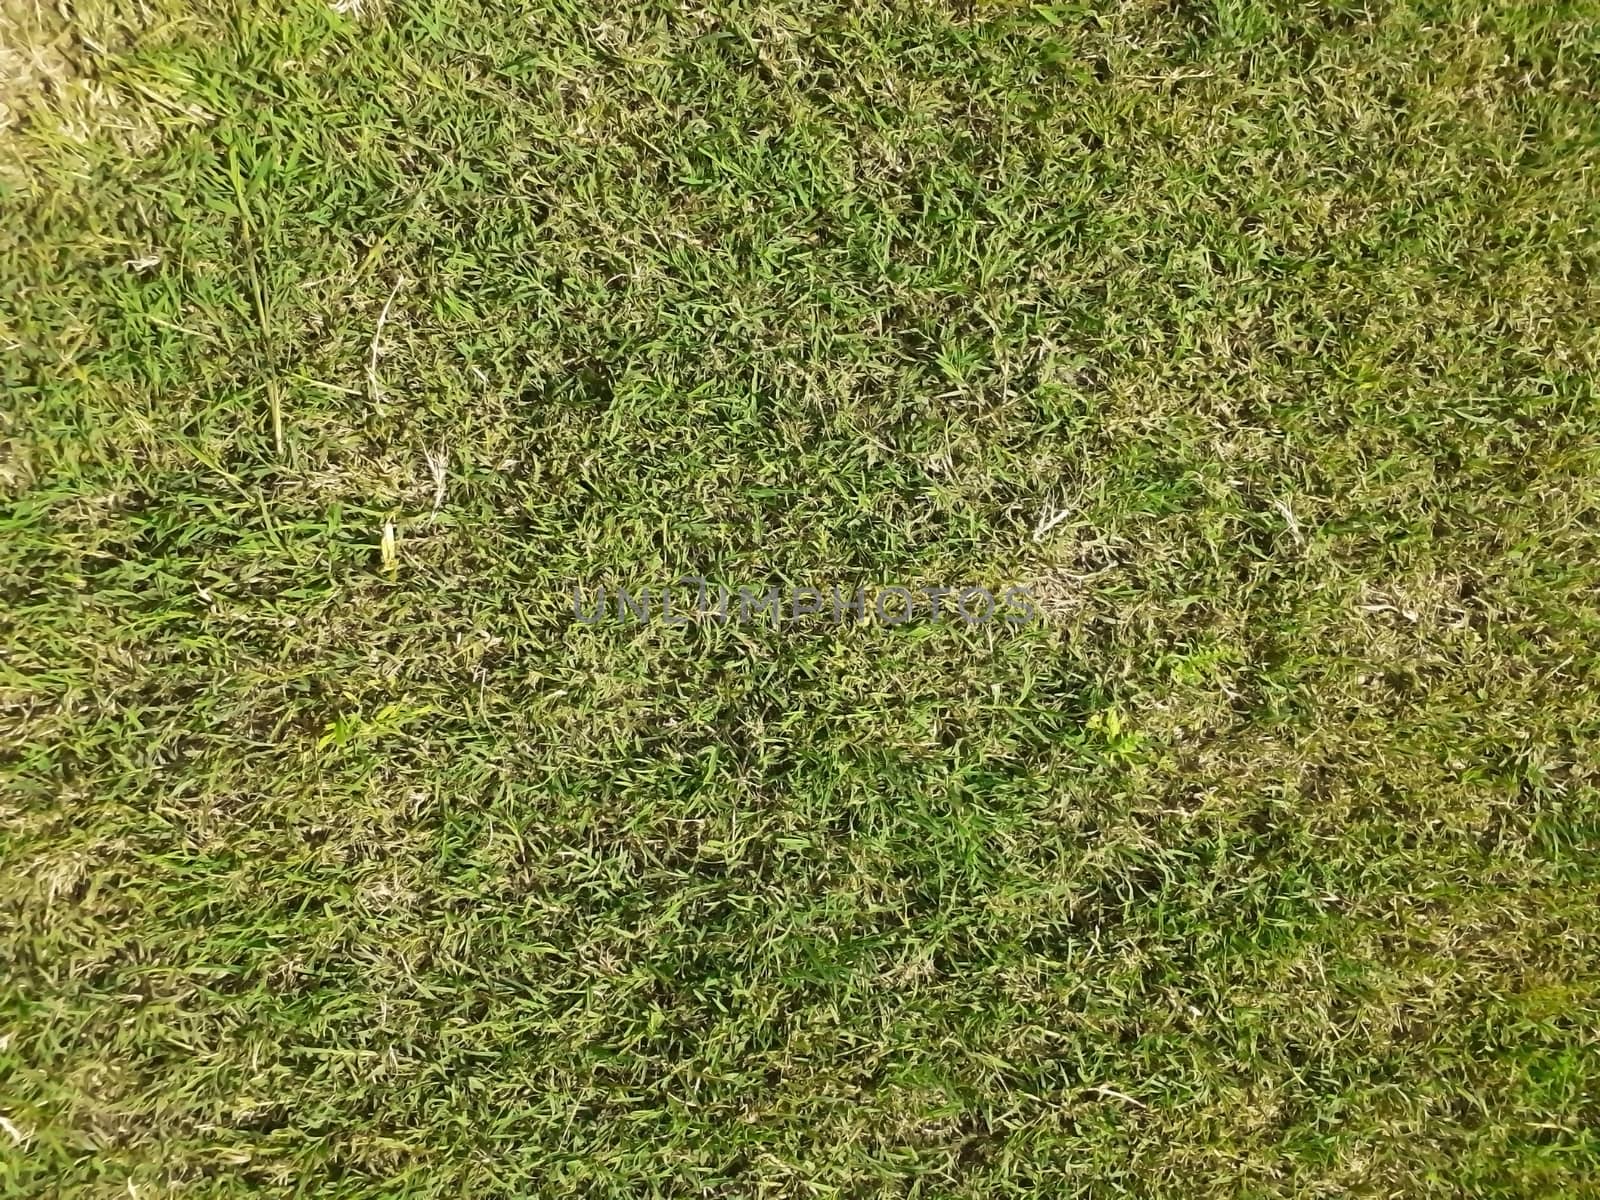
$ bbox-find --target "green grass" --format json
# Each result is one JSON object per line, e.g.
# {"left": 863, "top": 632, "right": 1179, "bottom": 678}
{"left": 4, "top": 0, "right": 1600, "bottom": 1194}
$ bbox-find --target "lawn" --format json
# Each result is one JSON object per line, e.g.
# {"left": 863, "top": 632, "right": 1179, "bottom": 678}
{"left": 3, "top": 0, "right": 1599, "bottom": 1195}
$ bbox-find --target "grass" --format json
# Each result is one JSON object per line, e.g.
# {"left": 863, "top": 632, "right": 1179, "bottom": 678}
{"left": 3, "top": 0, "right": 1600, "bottom": 1194}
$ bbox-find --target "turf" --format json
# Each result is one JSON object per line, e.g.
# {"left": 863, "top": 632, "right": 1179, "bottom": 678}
{"left": 3, "top": 0, "right": 1600, "bottom": 1195}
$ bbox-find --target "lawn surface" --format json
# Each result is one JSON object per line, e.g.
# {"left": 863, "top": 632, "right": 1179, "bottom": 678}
{"left": 4, "top": 1, "right": 1600, "bottom": 1195}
